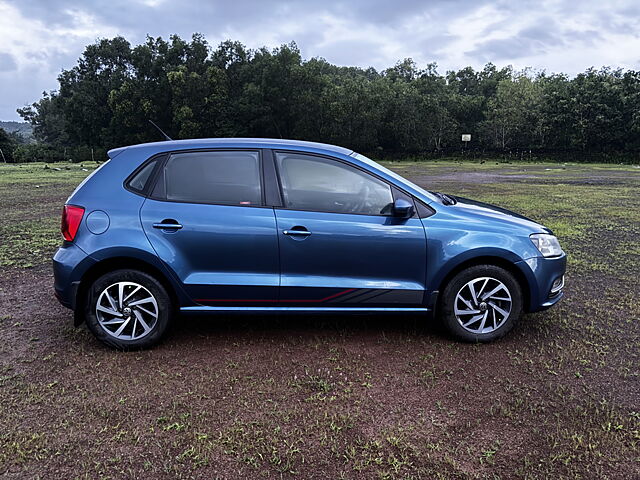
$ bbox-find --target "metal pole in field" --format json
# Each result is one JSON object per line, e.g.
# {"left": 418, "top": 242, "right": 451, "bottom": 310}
{"left": 461, "top": 134, "right": 471, "bottom": 158}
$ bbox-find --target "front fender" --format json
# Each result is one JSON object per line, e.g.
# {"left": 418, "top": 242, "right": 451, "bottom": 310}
{"left": 422, "top": 214, "right": 541, "bottom": 306}
{"left": 427, "top": 246, "right": 525, "bottom": 294}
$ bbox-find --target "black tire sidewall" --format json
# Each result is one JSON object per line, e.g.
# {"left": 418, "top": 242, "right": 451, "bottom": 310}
{"left": 85, "top": 269, "right": 172, "bottom": 350}
{"left": 440, "top": 265, "right": 522, "bottom": 342}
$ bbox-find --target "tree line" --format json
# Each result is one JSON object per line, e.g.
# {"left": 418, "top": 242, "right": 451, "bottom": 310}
{"left": 6, "top": 33, "right": 640, "bottom": 163}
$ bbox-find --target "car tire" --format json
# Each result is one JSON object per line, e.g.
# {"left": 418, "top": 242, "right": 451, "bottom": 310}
{"left": 440, "top": 265, "right": 522, "bottom": 342}
{"left": 84, "top": 269, "right": 172, "bottom": 350}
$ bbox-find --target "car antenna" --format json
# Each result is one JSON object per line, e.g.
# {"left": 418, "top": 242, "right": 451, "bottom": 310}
{"left": 148, "top": 120, "right": 173, "bottom": 141}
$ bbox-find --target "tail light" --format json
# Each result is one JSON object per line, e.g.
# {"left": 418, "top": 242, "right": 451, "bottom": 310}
{"left": 61, "top": 205, "right": 85, "bottom": 241}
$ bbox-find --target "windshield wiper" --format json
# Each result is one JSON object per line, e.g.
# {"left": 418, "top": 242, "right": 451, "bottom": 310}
{"left": 431, "top": 191, "right": 457, "bottom": 205}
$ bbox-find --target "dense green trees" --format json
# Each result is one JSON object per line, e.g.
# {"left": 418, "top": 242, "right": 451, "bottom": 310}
{"left": 0, "top": 128, "right": 13, "bottom": 162}
{"left": 0, "top": 126, "right": 33, "bottom": 162}
{"left": 17, "top": 34, "right": 640, "bottom": 161}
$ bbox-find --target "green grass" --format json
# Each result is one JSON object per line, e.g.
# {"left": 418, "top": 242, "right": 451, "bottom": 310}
{"left": 0, "top": 162, "right": 95, "bottom": 268}
{"left": 0, "top": 159, "right": 638, "bottom": 479}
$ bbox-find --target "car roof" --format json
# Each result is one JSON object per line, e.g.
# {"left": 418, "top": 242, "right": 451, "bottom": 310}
{"left": 107, "top": 138, "right": 354, "bottom": 159}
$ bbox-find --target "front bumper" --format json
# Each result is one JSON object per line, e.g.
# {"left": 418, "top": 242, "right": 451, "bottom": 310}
{"left": 516, "top": 253, "right": 567, "bottom": 312}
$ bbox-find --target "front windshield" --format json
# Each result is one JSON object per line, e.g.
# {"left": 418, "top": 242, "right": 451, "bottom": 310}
{"left": 351, "top": 153, "right": 438, "bottom": 203}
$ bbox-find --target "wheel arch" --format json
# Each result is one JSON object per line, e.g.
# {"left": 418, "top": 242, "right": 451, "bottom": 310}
{"left": 74, "top": 255, "right": 183, "bottom": 326}
{"left": 435, "top": 255, "right": 531, "bottom": 313}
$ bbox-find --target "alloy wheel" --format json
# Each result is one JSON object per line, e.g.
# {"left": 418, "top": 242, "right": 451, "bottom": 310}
{"left": 95, "top": 281, "right": 159, "bottom": 340}
{"left": 454, "top": 276, "right": 512, "bottom": 334}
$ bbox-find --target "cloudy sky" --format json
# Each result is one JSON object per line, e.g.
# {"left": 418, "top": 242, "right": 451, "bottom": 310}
{"left": 1, "top": 0, "right": 639, "bottom": 120}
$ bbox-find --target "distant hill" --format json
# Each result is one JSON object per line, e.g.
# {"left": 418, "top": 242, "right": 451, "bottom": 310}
{"left": 0, "top": 121, "right": 33, "bottom": 140}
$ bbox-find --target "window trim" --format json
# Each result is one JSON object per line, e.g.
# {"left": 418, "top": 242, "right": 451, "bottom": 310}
{"left": 123, "top": 153, "right": 167, "bottom": 197}
{"left": 142, "top": 148, "right": 268, "bottom": 208}
{"left": 272, "top": 150, "right": 415, "bottom": 218}
{"left": 261, "top": 148, "right": 283, "bottom": 207}
{"left": 128, "top": 147, "right": 434, "bottom": 216}
{"left": 415, "top": 199, "right": 436, "bottom": 218}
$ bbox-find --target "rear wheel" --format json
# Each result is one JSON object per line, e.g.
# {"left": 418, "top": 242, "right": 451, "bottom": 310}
{"left": 85, "top": 269, "right": 172, "bottom": 350}
{"left": 440, "top": 265, "right": 522, "bottom": 342}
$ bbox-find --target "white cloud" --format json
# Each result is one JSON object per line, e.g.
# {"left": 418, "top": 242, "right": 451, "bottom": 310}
{"left": 1, "top": 0, "right": 639, "bottom": 120}
{"left": 0, "top": 2, "right": 119, "bottom": 71}
{"left": 140, "top": 0, "right": 166, "bottom": 6}
{"left": 437, "top": 0, "right": 640, "bottom": 74}
{"left": 0, "top": 1, "right": 122, "bottom": 119}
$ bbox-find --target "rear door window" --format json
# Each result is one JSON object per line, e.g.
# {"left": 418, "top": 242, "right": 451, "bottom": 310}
{"left": 153, "top": 151, "right": 262, "bottom": 206}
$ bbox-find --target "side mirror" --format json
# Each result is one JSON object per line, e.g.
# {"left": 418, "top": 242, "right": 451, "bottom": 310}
{"left": 392, "top": 198, "right": 414, "bottom": 218}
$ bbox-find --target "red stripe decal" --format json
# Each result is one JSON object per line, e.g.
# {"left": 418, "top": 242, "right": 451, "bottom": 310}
{"left": 195, "top": 288, "right": 357, "bottom": 304}
{"left": 194, "top": 298, "right": 279, "bottom": 303}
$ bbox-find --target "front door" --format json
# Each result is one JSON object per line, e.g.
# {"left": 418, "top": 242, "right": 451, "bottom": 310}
{"left": 273, "top": 151, "right": 427, "bottom": 307}
{"left": 140, "top": 150, "right": 279, "bottom": 304}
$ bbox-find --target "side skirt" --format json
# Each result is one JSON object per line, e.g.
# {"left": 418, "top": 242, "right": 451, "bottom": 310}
{"left": 181, "top": 306, "right": 430, "bottom": 313}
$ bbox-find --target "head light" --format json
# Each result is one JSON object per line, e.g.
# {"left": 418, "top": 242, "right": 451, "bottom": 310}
{"left": 530, "top": 233, "right": 563, "bottom": 257}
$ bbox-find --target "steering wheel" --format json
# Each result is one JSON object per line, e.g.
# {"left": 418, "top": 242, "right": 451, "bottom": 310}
{"left": 351, "top": 182, "right": 372, "bottom": 214}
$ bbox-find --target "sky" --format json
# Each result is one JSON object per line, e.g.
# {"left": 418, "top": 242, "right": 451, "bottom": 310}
{"left": 1, "top": 0, "right": 639, "bottom": 121}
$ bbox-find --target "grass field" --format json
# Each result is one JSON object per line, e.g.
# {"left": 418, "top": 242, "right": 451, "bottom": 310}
{"left": 0, "top": 160, "right": 638, "bottom": 479}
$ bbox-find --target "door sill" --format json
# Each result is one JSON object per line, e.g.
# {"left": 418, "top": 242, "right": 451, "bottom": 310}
{"left": 181, "top": 306, "right": 430, "bottom": 313}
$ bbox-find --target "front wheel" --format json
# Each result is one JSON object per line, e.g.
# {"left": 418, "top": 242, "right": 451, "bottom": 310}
{"left": 84, "top": 269, "right": 172, "bottom": 350}
{"left": 440, "top": 265, "right": 523, "bottom": 342}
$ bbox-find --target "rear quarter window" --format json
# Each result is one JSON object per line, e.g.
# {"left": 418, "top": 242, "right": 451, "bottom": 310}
{"left": 126, "top": 158, "right": 159, "bottom": 193}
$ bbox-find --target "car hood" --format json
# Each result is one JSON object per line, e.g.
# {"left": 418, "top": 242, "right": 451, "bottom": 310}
{"left": 448, "top": 195, "right": 552, "bottom": 234}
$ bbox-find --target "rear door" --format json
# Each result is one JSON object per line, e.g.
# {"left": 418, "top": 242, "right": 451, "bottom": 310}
{"left": 272, "top": 151, "right": 427, "bottom": 307}
{"left": 140, "top": 150, "right": 279, "bottom": 304}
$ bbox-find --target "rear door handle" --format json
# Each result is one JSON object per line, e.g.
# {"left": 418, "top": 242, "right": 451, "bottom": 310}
{"left": 153, "top": 221, "right": 183, "bottom": 230}
{"left": 283, "top": 229, "right": 311, "bottom": 236}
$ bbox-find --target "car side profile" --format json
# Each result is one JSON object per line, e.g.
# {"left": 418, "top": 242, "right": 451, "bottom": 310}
{"left": 53, "top": 138, "right": 566, "bottom": 349}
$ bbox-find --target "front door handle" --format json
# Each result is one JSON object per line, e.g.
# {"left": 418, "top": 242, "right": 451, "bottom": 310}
{"left": 153, "top": 220, "right": 183, "bottom": 230}
{"left": 283, "top": 229, "right": 311, "bottom": 237}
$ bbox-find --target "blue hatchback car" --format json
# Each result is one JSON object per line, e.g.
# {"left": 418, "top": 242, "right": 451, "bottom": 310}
{"left": 53, "top": 138, "right": 566, "bottom": 349}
